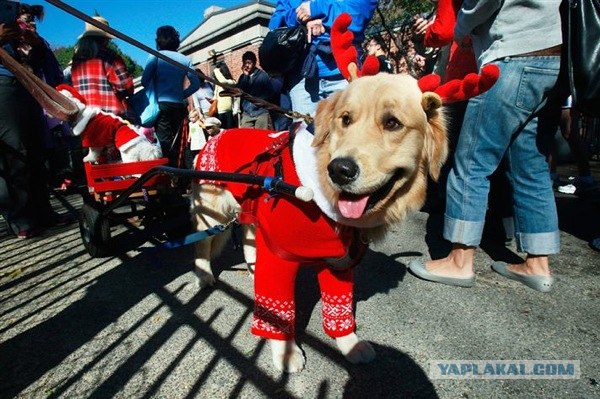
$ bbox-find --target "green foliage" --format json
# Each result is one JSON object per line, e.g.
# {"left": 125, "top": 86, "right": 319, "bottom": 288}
{"left": 53, "top": 46, "right": 74, "bottom": 71}
{"left": 363, "top": 0, "right": 437, "bottom": 76}
{"left": 52, "top": 43, "right": 143, "bottom": 78}
{"left": 396, "top": 0, "right": 434, "bottom": 17}
{"left": 367, "top": 0, "right": 434, "bottom": 33}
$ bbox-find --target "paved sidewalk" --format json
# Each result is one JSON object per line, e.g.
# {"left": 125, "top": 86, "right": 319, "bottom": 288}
{"left": 0, "top": 166, "right": 599, "bottom": 398}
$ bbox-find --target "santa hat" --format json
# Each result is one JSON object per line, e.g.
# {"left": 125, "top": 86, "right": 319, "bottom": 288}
{"left": 56, "top": 84, "right": 86, "bottom": 105}
{"left": 114, "top": 125, "right": 146, "bottom": 152}
{"left": 55, "top": 84, "right": 99, "bottom": 136}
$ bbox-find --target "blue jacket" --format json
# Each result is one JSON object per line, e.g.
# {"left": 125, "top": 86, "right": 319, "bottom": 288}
{"left": 269, "top": 0, "right": 378, "bottom": 78}
{"left": 141, "top": 50, "right": 199, "bottom": 104}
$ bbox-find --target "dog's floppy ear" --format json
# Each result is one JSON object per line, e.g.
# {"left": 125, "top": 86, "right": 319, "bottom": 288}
{"left": 421, "top": 92, "right": 448, "bottom": 181}
{"left": 421, "top": 92, "right": 442, "bottom": 119}
{"left": 312, "top": 92, "right": 340, "bottom": 147}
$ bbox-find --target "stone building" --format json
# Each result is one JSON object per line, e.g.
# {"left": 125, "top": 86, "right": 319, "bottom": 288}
{"left": 178, "top": 0, "right": 275, "bottom": 81}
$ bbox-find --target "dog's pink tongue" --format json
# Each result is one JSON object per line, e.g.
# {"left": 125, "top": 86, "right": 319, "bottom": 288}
{"left": 338, "top": 194, "right": 369, "bottom": 219}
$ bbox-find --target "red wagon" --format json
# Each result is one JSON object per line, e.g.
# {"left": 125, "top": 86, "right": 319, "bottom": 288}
{"left": 78, "top": 158, "right": 313, "bottom": 258}
{"left": 79, "top": 158, "right": 174, "bottom": 257}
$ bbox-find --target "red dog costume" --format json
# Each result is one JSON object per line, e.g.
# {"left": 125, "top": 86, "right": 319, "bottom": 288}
{"left": 56, "top": 84, "right": 162, "bottom": 164}
{"left": 196, "top": 125, "right": 361, "bottom": 340}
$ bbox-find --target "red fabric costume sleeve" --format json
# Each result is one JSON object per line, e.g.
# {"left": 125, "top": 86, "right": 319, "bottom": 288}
{"left": 423, "top": 0, "right": 477, "bottom": 82}
{"left": 424, "top": 0, "right": 459, "bottom": 48}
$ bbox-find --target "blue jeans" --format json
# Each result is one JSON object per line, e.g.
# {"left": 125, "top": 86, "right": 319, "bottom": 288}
{"left": 289, "top": 76, "right": 347, "bottom": 132}
{"left": 444, "top": 56, "right": 561, "bottom": 254}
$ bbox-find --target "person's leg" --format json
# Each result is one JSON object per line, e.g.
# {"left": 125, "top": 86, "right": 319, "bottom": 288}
{"left": 503, "top": 60, "right": 561, "bottom": 278}
{"left": 0, "top": 82, "right": 28, "bottom": 231}
{"left": 554, "top": 103, "right": 595, "bottom": 194}
{"left": 485, "top": 56, "right": 561, "bottom": 292}
{"left": 418, "top": 59, "right": 540, "bottom": 279}
{"left": 424, "top": 68, "right": 511, "bottom": 276}
{"left": 487, "top": 161, "right": 514, "bottom": 245}
{"left": 25, "top": 100, "right": 56, "bottom": 226}
{"left": 289, "top": 77, "right": 319, "bottom": 132}
{"left": 239, "top": 112, "right": 253, "bottom": 128}
{"left": 567, "top": 108, "right": 592, "bottom": 177}
{"left": 288, "top": 76, "right": 347, "bottom": 133}
{"left": 429, "top": 100, "right": 468, "bottom": 210}
{"left": 254, "top": 112, "right": 271, "bottom": 129}
{"left": 218, "top": 111, "right": 235, "bottom": 129}
{"left": 155, "top": 103, "right": 181, "bottom": 166}
{"left": 0, "top": 78, "right": 40, "bottom": 235}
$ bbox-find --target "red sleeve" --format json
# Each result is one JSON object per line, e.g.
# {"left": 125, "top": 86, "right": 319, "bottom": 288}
{"left": 424, "top": 0, "right": 461, "bottom": 48}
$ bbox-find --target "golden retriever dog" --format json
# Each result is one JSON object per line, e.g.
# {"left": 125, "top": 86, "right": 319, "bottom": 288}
{"left": 189, "top": 73, "right": 447, "bottom": 372}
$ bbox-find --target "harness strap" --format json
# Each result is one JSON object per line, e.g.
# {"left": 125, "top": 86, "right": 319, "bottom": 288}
{"left": 260, "top": 223, "right": 368, "bottom": 271}
{"left": 162, "top": 220, "right": 236, "bottom": 249}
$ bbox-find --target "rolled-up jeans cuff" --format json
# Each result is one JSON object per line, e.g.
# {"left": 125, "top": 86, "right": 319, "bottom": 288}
{"left": 516, "top": 232, "right": 560, "bottom": 255}
{"left": 443, "top": 215, "right": 484, "bottom": 246}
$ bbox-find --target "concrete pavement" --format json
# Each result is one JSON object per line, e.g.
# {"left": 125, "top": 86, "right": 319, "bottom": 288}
{"left": 0, "top": 168, "right": 599, "bottom": 398}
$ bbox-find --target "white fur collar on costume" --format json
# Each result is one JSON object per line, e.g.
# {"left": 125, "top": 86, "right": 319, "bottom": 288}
{"left": 293, "top": 124, "right": 361, "bottom": 227}
{"left": 71, "top": 107, "right": 99, "bottom": 136}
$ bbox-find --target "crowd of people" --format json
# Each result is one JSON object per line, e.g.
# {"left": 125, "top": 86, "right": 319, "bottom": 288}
{"left": 0, "top": 1, "right": 598, "bottom": 278}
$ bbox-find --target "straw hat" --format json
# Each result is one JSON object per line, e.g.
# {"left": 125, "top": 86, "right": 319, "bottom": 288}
{"left": 78, "top": 16, "right": 115, "bottom": 39}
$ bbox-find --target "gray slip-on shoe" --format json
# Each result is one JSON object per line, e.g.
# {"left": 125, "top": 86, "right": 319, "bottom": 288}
{"left": 491, "top": 261, "right": 554, "bottom": 293}
{"left": 408, "top": 260, "right": 475, "bottom": 288}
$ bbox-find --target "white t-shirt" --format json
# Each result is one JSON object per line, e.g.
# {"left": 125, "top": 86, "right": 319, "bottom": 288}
{"left": 191, "top": 82, "right": 215, "bottom": 115}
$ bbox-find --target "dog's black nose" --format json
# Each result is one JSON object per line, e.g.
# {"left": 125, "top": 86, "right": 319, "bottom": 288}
{"left": 328, "top": 157, "right": 359, "bottom": 185}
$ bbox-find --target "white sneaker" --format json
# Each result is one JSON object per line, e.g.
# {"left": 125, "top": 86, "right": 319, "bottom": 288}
{"left": 559, "top": 176, "right": 598, "bottom": 194}
{"left": 557, "top": 183, "right": 576, "bottom": 194}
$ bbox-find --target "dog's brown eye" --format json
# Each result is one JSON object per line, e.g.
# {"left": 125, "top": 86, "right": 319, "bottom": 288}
{"left": 384, "top": 117, "right": 403, "bottom": 131}
{"left": 341, "top": 114, "right": 352, "bottom": 126}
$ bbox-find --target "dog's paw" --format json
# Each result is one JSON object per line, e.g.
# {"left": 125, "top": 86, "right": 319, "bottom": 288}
{"left": 270, "top": 339, "right": 305, "bottom": 373}
{"left": 335, "top": 333, "right": 375, "bottom": 364}
{"left": 246, "top": 262, "right": 255, "bottom": 280}
{"left": 191, "top": 269, "right": 216, "bottom": 289}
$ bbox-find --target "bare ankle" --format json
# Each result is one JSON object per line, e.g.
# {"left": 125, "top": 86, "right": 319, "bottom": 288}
{"left": 524, "top": 255, "right": 551, "bottom": 275}
{"left": 449, "top": 244, "right": 476, "bottom": 269}
{"left": 425, "top": 244, "right": 476, "bottom": 276}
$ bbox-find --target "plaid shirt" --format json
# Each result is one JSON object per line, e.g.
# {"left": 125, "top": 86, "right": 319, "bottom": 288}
{"left": 71, "top": 51, "right": 133, "bottom": 116}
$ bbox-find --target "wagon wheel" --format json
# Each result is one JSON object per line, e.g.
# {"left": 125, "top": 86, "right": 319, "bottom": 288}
{"left": 79, "top": 203, "right": 111, "bottom": 258}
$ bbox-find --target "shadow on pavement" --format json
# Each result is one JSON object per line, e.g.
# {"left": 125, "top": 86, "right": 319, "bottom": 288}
{"left": 0, "top": 230, "right": 434, "bottom": 398}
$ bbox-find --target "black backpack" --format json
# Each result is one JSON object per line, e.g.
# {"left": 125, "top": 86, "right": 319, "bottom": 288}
{"left": 563, "top": 0, "right": 600, "bottom": 116}
{"left": 259, "top": 26, "right": 309, "bottom": 75}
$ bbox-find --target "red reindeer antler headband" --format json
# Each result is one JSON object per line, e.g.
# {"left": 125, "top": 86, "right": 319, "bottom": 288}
{"left": 330, "top": 13, "right": 500, "bottom": 104}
